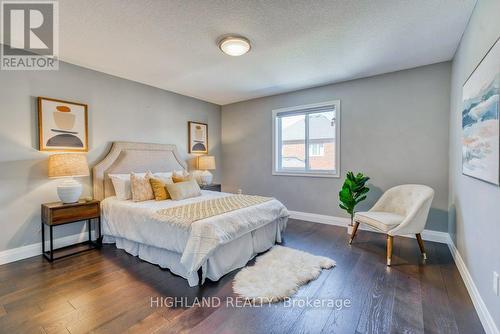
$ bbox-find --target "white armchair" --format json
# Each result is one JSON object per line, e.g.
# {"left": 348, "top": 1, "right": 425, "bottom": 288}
{"left": 349, "top": 184, "right": 434, "bottom": 266}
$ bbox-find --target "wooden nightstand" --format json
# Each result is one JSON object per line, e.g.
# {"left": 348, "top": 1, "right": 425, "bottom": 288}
{"left": 200, "top": 183, "right": 221, "bottom": 192}
{"left": 41, "top": 200, "right": 101, "bottom": 262}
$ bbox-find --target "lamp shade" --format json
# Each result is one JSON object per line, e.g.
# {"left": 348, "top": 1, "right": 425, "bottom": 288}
{"left": 198, "top": 155, "right": 216, "bottom": 170}
{"left": 48, "top": 154, "right": 89, "bottom": 178}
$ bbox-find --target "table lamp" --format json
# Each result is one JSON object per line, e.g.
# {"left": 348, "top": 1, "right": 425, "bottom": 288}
{"left": 198, "top": 155, "right": 215, "bottom": 185}
{"left": 48, "top": 154, "right": 89, "bottom": 203}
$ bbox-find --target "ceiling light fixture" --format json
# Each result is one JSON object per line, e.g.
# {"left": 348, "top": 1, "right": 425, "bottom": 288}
{"left": 218, "top": 36, "right": 251, "bottom": 56}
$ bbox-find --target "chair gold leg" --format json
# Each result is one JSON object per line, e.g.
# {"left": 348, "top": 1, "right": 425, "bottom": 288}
{"left": 386, "top": 235, "right": 393, "bottom": 266}
{"left": 416, "top": 233, "right": 427, "bottom": 260}
{"left": 349, "top": 222, "right": 360, "bottom": 245}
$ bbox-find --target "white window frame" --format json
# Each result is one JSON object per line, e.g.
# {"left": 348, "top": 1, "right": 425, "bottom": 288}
{"left": 272, "top": 100, "right": 341, "bottom": 178}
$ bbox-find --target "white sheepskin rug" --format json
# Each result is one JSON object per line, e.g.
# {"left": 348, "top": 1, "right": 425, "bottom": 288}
{"left": 232, "top": 246, "right": 335, "bottom": 303}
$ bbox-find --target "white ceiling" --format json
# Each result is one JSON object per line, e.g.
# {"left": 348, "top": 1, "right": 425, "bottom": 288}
{"left": 58, "top": 0, "right": 476, "bottom": 105}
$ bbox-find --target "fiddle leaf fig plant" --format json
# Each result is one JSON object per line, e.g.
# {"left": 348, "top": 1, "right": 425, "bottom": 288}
{"left": 339, "top": 171, "right": 370, "bottom": 226}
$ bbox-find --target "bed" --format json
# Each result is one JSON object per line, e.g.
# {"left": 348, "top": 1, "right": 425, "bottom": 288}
{"left": 93, "top": 142, "right": 289, "bottom": 286}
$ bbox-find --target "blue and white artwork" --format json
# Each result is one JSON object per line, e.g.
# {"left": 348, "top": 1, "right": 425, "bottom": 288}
{"left": 462, "top": 38, "right": 500, "bottom": 185}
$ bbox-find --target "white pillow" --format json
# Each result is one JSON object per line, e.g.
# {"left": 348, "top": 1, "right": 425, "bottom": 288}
{"left": 109, "top": 172, "right": 169, "bottom": 200}
{"left": 109, "top": 174, "right": 132, "bottom": 200}
{"left": 108, "top": 172, "right": 147, "bottom": 199}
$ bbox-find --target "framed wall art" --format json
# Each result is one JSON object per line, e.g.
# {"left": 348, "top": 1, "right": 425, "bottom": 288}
{"left": 38, "top": 97, "right": 88, "bottom": 152}
{"left": 462, "top": 37, "right": 499, "bottom": 185}
{"left": 188, "top": 121, "right": 208, "bottom": 154}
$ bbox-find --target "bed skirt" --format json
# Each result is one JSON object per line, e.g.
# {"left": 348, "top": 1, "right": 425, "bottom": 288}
{"left": 102, "top": 217, "right": 287, "bottom": 287}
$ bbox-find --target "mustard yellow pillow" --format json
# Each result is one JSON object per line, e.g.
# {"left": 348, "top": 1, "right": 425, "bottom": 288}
{"left": 149, "top": 177, "right": 173, "bottom": 200}
{"left": 166, "top": 179, "right": 201, "bottom": 200}
{"left": 172, "top": 174, "right": 192, "bottom": 183}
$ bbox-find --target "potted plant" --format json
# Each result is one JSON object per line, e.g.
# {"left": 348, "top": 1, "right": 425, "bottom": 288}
{"left": 339, "top": 172, "right": 370, "bottom": 234}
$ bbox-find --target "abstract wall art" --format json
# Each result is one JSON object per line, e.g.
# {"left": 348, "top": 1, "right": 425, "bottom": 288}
{"left": 462, "top": 37, "right": 500, "bottom": 185}
{"left": 38, "top": 97, "right": 88, "bottom": 152}
{"left": 188, "top": 121, "right": 208, "bottom": 154}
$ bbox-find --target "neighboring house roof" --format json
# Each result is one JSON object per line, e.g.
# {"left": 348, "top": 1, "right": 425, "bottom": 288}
{"left": 282, "top": 114, "right": 335, "bottom": 141}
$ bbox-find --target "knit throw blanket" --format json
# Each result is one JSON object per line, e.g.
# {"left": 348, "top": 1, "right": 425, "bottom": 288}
{"left": 155, "top": 194, "right": 273, "bottom": 227}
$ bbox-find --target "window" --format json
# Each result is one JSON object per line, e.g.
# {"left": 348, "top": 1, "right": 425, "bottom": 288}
{"left": 272, "top": 100, "right": 340, "bottom": 177}
{"left": 309, "top": 143, "right": 324, "bottom": 157}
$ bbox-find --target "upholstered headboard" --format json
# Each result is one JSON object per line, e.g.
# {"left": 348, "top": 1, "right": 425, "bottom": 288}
{"left": 92, "top": 141, "right": 187, "bottom": 200}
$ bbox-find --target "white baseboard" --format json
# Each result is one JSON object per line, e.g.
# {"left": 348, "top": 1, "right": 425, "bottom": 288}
{"left": 288, "top": 210, "right": 449, "bottom": 243}
{"left": 447, "top": 237, "right": 499, "bottom": 334}
{"left": 0, "top": 231, "right": 97, "bottom": 266}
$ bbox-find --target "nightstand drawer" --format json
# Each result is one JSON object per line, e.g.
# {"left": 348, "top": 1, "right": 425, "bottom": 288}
{"left": 50, "top": 202, "right": 100, "bottom": 225}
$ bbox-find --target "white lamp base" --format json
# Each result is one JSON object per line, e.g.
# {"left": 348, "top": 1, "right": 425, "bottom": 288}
{"left": 200, "top": 170, "right": 213, "bottom": 186}
{"left": 57, "top": 178, "right": 83, "bottom": 203}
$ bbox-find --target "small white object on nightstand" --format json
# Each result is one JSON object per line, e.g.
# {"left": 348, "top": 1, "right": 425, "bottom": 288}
{"left": 198, "top": 155, "right": 216, "bottom": 185}
{"left": 48, "top": 154, "right": 89, "bottom": 203}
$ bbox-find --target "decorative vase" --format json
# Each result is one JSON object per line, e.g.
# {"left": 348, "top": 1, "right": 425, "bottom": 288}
{"left": 57, "top": 178, "right": 83, "bottom": 203}
{"left": 200, "top": 170, "right": 213, "bottom": 185}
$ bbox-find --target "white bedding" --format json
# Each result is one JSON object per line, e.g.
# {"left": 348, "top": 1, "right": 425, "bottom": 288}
{"left": 101, "top": 190, "right": 289, "bottom": 277}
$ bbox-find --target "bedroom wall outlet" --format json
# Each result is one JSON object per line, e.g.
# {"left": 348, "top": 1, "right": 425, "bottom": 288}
{"left": 494, "top": 271, "right": 499, "bottom": 296}
{"left": 237, "top": 189, "right": 242, "bottom": 195}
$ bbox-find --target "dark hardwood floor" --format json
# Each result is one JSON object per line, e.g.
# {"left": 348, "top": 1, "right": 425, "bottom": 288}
{"left": 0, "top": 219, "right": 483, "bottom": 334}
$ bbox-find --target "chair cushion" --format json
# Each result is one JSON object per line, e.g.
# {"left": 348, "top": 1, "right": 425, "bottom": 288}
{"left": 354, "top": 211, "right": 404, "bottom": 232}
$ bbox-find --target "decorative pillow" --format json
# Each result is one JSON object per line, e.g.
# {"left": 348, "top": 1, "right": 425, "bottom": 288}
{"left": 174, "top": 170, "right": 188, "bottom": 176}
{"left": 172, "top": 171, "right": 192, "bottom": 183}
{"left": 166, "top": 179, "right": 201, "bottom": 200}
{"left": 130, "top": 172, "right": 154, "bottom": 202}
{"left": 109, "top": 172, "right": 147, "bottom": 200}
{"left": 109, "top": 174, "right": 132, "bottom": 200}
{"left": 149, "top": 176, "right": 174, "bottom": 201}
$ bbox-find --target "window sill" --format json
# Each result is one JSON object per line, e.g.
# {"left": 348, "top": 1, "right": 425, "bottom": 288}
{"left": 272, "top": 171, "right": 340, "bottom": 178}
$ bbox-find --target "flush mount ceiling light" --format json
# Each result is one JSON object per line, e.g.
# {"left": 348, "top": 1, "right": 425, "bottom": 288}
{"left": 218, "top": 36, "right": 251, "bottom": 56}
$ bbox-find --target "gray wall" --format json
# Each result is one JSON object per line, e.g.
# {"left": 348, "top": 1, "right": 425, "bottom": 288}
{"left": 448, "top": 0, "right": 500, "bottom": 328}
{"left": 222, "top": 62, "right": 451, "bottom": 231}
{"left": 0, "top": 61, "right": 220, "bottom": 252}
